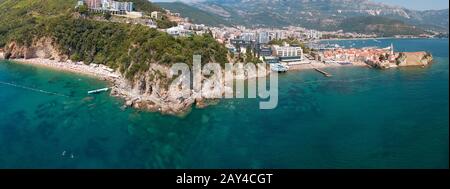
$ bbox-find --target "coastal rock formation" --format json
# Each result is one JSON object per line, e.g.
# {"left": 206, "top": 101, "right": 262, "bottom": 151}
{"left": 396, "top": 52, "right": 433, "bottom": 67}
{"left": 110, "top": 63, "right": 264, "bottom": 115}
{"left": 3, "top": 39, "right": 269, "bottom": 115}
{"left": 366, "top": 51, "right": 433, "bottom": 69}
{"left": 3, "top": 40, "right": 197, "bottom": 115}
{"left": 110, "top": 63, "right": 199, "bottom": 115}
{"left": 3, "top": 38, "right": 68, "bottom": 61}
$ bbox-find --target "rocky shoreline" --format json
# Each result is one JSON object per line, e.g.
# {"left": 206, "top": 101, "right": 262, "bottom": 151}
{"left": 1, "top": 55, "right": 263, "bottom": 115}
{"left": 1, "top": 56, "right": 352, "bottom": 114}
{"left": 1, "top": 57, "right": 187, "bottom": 115}
{"left": 2, "top": 54, "right": 433, "bottom": 115}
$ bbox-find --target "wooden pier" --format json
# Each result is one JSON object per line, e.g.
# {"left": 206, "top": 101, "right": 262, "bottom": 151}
{"left": 314, "top": 68, "right": 332, "bottom": 77}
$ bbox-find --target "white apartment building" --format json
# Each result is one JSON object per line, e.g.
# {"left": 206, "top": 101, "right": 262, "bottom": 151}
{"left": 101, "top": 0, "right": 133, "bottom": 12}
{"left": 272, "top": 45, "right": 303, "bottom": 58}
{"left": 151, "top": 11, "right": 163, "bottom": 19}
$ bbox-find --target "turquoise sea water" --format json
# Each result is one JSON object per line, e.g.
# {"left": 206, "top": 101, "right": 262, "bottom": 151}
{"left": 0, "top": 38, "right": 448, "bottom": 168}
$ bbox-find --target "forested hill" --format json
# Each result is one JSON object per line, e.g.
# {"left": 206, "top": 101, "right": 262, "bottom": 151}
{"left": 117, "top": 0, "right": 163, "bottom": 13}
{"left": 0, "top": 0, "right": 228, "bottom": 80}
{"left": 156, "top": 2, "right": 231, "bottom": 26}
{"left": 340, "top": 16, "right": 426, "bottom": 37}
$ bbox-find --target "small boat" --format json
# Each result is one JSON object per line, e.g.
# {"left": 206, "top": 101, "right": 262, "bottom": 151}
{"left": 270, "top": 63, "right": 289, "bottom": 72}
{"left": 88, "top": 88, "right": 109, "bottom": 94}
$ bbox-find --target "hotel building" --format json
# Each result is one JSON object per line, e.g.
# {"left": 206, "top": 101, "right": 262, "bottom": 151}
{"left": 83, "top": 0, "right": 134, "bottom": 13}
{"left": 272, "top": 45, "right": 303, "bottom": 58}
{"left": 272, "top": 45, "right": 304, "bottom": 64}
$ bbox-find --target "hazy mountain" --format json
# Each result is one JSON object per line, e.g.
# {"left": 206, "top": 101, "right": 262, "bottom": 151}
{"left": 403, "top": 8, "right": 449, "bottom": 31}
{"left": 340, "top": 16, "right": 426, "bottom": 36}
{"left": 156, "top": 2, "right": 231, "bottom": 26}
{"left": 159, "top": 0, "right": 449, "bottom": 34}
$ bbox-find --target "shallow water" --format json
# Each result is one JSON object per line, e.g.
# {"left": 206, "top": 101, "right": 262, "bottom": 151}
{"left": 0, "top": 38, "right": 448, "bottom": 168}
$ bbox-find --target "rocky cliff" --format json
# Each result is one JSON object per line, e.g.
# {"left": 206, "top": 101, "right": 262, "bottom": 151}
{"left": 110, "top": 63, "right": 200, "bottom": 115}
{"left": 3, "top": 38, "right": 68, "bottom": 61}
{"left": 110, "top": 62, "right": 265, "bottom": 115}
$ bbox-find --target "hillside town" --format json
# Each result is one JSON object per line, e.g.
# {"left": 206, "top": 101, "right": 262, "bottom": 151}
{"left": 75, "top": 0, "right": 435, "bottom": 72}
{"left": 159, "top": 8, "right": 434, "bottom": 71}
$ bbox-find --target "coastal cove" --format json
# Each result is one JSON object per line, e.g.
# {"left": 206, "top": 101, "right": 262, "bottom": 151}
{"left": 0, "top": 38, "right": 448, "bottom": 168}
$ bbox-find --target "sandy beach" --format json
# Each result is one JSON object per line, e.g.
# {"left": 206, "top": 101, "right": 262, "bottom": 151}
{"left": 3, "top": 56, "right": 370, "bottom": 80}
{"left": 6, "top": 57, "right": 121, "bottom": 81}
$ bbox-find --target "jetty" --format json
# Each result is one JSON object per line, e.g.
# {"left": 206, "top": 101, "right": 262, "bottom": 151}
{"left": 88, "top": 88, "right": 109, "bottom": 94}
{"left": 314, "top": 68, "right": 332, "bottom": 77}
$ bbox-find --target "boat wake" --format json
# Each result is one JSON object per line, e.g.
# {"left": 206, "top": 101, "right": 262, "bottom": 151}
{"left": 0, "top": 81, "right": 69, "bottom": 97}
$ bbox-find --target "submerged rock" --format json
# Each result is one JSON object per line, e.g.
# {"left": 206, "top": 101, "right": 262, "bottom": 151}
{"left": 125, "top": 100, "right": 134, "bottom": 107}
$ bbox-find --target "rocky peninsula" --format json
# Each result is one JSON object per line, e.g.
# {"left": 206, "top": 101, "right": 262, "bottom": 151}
{"left": 1, "top": 39, "right": 268, "bottom": 115}
{"left": 1, "top": 38, "right": 434, "bottom": 115}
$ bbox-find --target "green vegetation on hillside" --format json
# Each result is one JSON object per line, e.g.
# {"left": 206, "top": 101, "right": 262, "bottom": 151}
{"left": 1, "top": 0, "right": 228, "bottom": 80}
{"left": 269, "top": 38, "right": 310, "bottom": 53}
{"left": 0, "top": 0, "right": 77, "bottom": 46}
{"left": 117, "top": 0, "right": 162, "bottom": 13}
{"left": 156, "top": 2, "right": 231, "bottom": 26}
{"left": 155, "top": 17, "right": 177, "bottom": 29}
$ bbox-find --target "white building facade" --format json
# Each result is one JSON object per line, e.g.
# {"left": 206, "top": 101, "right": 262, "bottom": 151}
{"left": 272, "top": 45, "right": 303, "bottom": 58}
